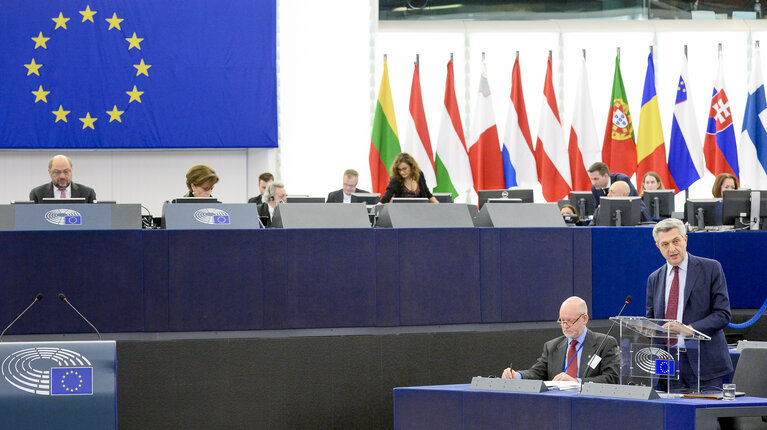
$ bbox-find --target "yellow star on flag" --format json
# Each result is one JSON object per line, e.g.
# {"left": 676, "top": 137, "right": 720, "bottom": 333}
{"left": 52, "top": 12, "right": 70, "bottom": 30}
{"left": 24, "top": 58, "right": 43, "bottom": 76}
{"left": 105, "top": 13, "right": 123, "bottom": 30}
{"left": 79, "top": 5, "right": 97, "bottom": 23}
{"left": 126, "top": 85, "right": 144, "bottom": 103}
{"left": 125, "top": 32, "right": 144, "bottom": 50}
{"left": 133, "top": 59, "right": 151, "bottom": 77}
{"left": 52, "top": 105, "right": 70, "bottom": 123}
{"left": 32, "top": 85, "right": 50, "bottom": 103}
{"left": 106, "top": 105, "right": 125, "bottom": 123}
{"left": 32, "top": 32, "right": 50, "bottom": 49}
{"left": 79, "top": 112, "right": 97, "bottom": 130}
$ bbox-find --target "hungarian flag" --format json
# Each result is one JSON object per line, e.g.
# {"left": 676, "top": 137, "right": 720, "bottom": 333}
{"left": 637, "top": 53, "right": 677, "bottom": 192}
{"left": 567, "top": 56, "right": 600, "bottom": 191}
{"left": 535, "top": 56, "right": 571, "bottom": 202}
{"left": 434, "top": 59, "right": 474, "bottom": 203}
{"left": 403, "top": 62, "right": 436, "bottom": 189}
{"left": 467, "top": 62, "right": 505, "bottom": 191}
{"left": 369, "top": 58, "right": 401, "bottom": 194}
{"left": 602, "top": 55, "right": 637, "bottom": 178}
{"left": 703, "top": 54, "right": 739, "bottom": 179}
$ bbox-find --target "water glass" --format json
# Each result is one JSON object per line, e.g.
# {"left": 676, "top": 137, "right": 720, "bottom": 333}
{"left": 722, "top": 383, "right": 736, "bottom": 401}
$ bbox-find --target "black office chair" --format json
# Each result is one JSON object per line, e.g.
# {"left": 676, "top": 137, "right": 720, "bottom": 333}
{"left": 721, "top": 348, "right": 767, "bottom": 429}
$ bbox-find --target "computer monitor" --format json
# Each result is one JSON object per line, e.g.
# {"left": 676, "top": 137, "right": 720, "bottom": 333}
{"left": 391, "top": 197, "right": 429, "bottom": 203}
{"left": 285, "top": 196, "right": 325, "bottom": 203}
{"left": 569, "top": 191, "right": 596, "bottom": 219}
{"left": 486, "top": 198, "right": 522, "bottom": 204}
{"left": 685, "top": 199, "right": 723, "bottom": 229}
{"left": 40, "top": 197, "right": 87, "bottom": 204}
{"left": 350, "top": 193, "right": 381, "bottom": 204}
{"left": 477, "top": 188, "right": 533, "bottom": 208}
{"left": 722, "top": 189, "right": 753, "bottom": 226}
{"left": 170, "top": 197, "right": 220, "bottom": 204}
{"left": 595, "top": 197, "right": 642, "bottom": 226}
{"left": 642, "top": 190, "right": 675, "bottom": 219}
{"left": 432, "top": 192, "right": 453, "bottom": 203}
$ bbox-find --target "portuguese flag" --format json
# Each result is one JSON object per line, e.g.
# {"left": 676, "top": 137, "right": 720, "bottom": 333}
{"left": 369, "top": 58, "right": 402, "bottom": 194}
{"left": 602, "top": 55, "right": 637, "bottom": 178}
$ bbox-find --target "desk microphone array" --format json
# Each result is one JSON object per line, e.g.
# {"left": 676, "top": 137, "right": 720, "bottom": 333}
{"left": 0, "top": 293, "right": 43, "bottom": 342}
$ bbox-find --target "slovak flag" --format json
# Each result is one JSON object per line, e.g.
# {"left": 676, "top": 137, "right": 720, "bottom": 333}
{"left": 703, "top": 55, "right": 739, "bottom": 179}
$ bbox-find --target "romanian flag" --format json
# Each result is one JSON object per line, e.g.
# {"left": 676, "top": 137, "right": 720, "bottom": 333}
{"left": 369, "top": 58, "right": 401, "bottom": 194}
{"left": 637, "top": 53, "right": 677, "bottom": 192}
{"left": 602, "top": 55, "right": 637, "bottom": 178}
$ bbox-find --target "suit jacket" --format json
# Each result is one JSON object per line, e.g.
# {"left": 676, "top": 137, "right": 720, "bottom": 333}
{"left": 257, "top": 202, "right": 272, "bottom": 227}
{"left": 326, "top": 188, "right": 370, "bottom": 203}
{"left": 29, "top": 182, "right": 97, "bottom": 203}
{"left": 380, "top": 176, "right": 433, "bottom": 203}
{"left": 646, "top": 253, "right": 733, "bottom": 380}
{"left": 591, "top": 173, "right": 638, "bottom": 206}
{"left": 248, "top": 194, "right": 263, "bottom": 204}
{"left": 519, "top": 329, "right": 620, "bottom": 384}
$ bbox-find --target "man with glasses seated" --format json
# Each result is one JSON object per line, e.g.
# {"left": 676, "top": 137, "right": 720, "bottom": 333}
{"left": 29, "top": 155, "right": 97, "bottom": 203}
{"left": 501, "top": 296, "right": 620, "bottom": 384}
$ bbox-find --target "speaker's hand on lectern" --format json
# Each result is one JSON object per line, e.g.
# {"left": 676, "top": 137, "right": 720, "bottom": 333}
{"left": 501, "top": 368, "right": 518, "bottom": 379}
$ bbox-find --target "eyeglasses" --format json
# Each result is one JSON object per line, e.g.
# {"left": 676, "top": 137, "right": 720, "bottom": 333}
{"left": 51, "top": 169, "right": 72, "bottom": 176}
{"left": 556, "top": 313, "right": 585, "bottom": 327}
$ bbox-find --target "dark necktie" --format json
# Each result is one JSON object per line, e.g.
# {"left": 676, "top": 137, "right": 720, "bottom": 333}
{"left": 565, "top": 339, "right": 579, "bottom": 378}
{"left": 665, "top": 266, "right": 680, "bottom": 320}
{"left": 665, "top": 266, "right": 680, "bottom": 346}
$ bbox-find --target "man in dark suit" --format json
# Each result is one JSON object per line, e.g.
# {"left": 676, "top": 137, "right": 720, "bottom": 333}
{"left": 646, "top": 218, "right": 733, "bottom": 390}
{"left": 326, "top": 169, "right": 369, "bottom": 203}
{"left": 502, "top": 296, "right": 620, "bottom": 384}
{"left": 257, "top": 181, "right": 287, "bottom": 227}
{"left": 248, "top": 172, "right": 274, "bottom": 204}
{"left": 29, "top": 155, "right": 97, "bottom": 203}
{"left": 588, "top": 161, "right": 638, "bottom": 206}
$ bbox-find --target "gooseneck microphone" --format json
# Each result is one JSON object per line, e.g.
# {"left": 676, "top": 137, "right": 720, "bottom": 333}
{"left": 581, "top": 295, "right": 632, "bottom": 381}
{"left": 0, "top": 293, "right": 43, "bottom": 342}
{"left": 58, "top": 293, "right": 102, "bottom": 340}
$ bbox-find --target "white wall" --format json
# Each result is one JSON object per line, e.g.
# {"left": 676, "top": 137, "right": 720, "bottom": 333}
{"left": 3, "top": 5, "right": 767, "bottom": 214}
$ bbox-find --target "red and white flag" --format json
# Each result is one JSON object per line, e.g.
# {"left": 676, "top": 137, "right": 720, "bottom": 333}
{"left": 567, "top": 57, "right": 600, "bottom": 191}
{"left": 535, "top": 56, "right": 571, "bottom": 201}
{"left": 403, "top": 62, "right": 436, "bottom": 187}
{"left": 467, "top": 62, "right": 505, "bottom": 191}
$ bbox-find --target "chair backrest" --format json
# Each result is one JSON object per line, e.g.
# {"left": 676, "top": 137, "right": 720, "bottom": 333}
{"left": 733, "top": 348, "right": 767, "bottom": 397}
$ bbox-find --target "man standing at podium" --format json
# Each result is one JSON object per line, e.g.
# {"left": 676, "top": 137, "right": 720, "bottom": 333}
{"left": 501, "top": 296, "right": 620, "bottom": 384}
{"left": 647, "top": 218, "right": 733, "bottom": 390}
{"left": 29, "top": 155, "right": 97, "bottom": 203}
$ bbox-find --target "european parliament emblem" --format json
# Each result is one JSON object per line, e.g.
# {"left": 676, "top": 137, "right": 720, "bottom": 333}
{"left": 1, "top": 347, "right": 93, "bottom": 395}
{"left": 193, "top": 208, "right": 231, "bottom": 225}
{"left": 51, "top": 367, "right": 93, "bottom": 395}
{"left": 655, "top": 359, "right": 675, "bottom": 376}
{"left": 45, "top": 209, "right": 83, "bottom": 225}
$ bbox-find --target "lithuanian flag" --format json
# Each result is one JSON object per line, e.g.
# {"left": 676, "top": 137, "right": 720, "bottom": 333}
{"left": 369, "top": 59, "right": 402, "bottom": 194}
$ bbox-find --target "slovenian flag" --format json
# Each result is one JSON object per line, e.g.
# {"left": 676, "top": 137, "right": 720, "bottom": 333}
{"left": 739, "top": 44, "right": 767, "bottom": 189}
{"left": 703, "top": 53, "right": 739, "bottom": 179}
{"left": 668, "top": 54, "right": 705, "bottom": 191}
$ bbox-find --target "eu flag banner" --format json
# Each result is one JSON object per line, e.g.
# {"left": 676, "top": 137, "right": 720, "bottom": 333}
{"left": 51, "top": 367, "right": 94, "bottom": 395}
{"left": 654, "top": 359, "right": 675, "bottom": 376}
{"left": 0, "top": 0, "right": 277, "bottom": 149}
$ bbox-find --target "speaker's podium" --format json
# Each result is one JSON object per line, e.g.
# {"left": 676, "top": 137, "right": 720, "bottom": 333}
{"left": 612, "top": 316, "right": 711, "bottom": 393}
{"left": 0, "top": 341, "right": 117, "bottom": 429}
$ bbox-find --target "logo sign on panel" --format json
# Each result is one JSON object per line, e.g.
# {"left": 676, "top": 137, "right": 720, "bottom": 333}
{"left": 1, "top": 347, "right": 93, "bottom": 396}
{"left": 193, "top": 208, "right": 230, "bottom": 225}
{"left": 44, "top": 209, "right": 82, "bottom": 225}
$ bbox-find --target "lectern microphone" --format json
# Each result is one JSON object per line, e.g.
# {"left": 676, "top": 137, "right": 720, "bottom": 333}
{"left": 58, "top": 293, "right": 102, "bottom": 340}
{"left": 581, "top": 295, "right": 632, "bottom": 381}
{"left": 0, "top": 293, "right": 43, "bottom": 342}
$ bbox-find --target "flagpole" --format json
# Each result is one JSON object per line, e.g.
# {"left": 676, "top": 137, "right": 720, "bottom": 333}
{"left": 617, "top": 47, "right": 620, "bottom": 59}
{"left": 416, "top": 53, "right": 419, "bottom": 69}
{"left": 582, "top": 49, "right": 586, "bottom": 60}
